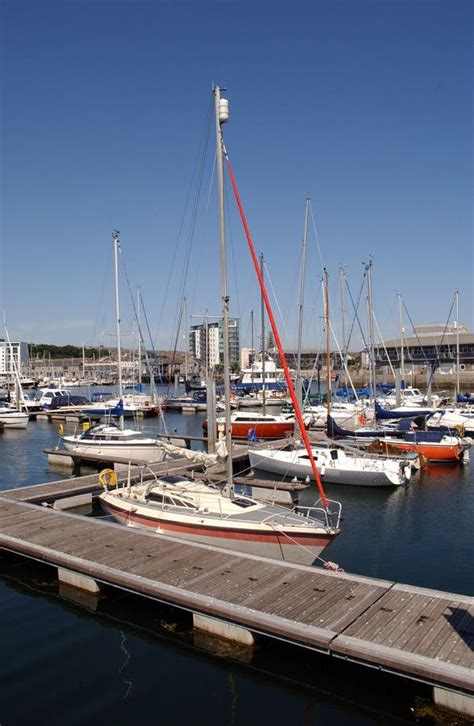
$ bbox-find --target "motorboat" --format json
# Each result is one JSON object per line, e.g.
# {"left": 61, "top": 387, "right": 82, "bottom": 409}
{"left": 379, "top": 387, "right": 442, "bottom": 408}
{"left": 239, "top": 355, "right": 289, "bottom": 390}
{"left": 99, "top": 472, "right": 341, "bottom": 566}
{"left": 36, "top": 388, "right": 72, "bottom": 409}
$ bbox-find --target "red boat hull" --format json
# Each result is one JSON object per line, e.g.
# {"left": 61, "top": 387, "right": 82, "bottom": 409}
{"left": 386, "top": 440, "right": 464, "bottom": 463}
{"left": 203, "top": 420, "right": 295, "bottom": 439}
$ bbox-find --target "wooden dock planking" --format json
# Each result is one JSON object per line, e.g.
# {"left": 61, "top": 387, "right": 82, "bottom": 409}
{"left": 393, "top": 596, "right": 451, "bottom": 654}
{"left": 1, "top": 473, "right": 101, "bottom": 502}
{"left": 331, "top": 584, "right": 474, "bottom": 691}
{"left": 434, "top": 607, "right": 474, "bottom": 666}
{"left": 0, "top": 457, "right": 202, "bottom": 504}
{"left": 0, "top": 495, "right": 472, "bottom": 696}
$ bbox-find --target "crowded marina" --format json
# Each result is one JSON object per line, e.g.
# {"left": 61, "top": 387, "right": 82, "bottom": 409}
{"left": 2, "top": 62, "right": 473, "bottom": 726}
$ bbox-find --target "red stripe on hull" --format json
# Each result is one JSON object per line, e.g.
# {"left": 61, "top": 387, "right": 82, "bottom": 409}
{"left": 101, "top": 500, "right": 332, "bottom": 548}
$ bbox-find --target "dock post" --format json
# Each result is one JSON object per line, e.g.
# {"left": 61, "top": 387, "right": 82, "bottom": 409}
{"left": 193, "top": 613, "right": 255, "bottom": 646}
{"left": 207, "top": 377, "right": 216, "bottom": 454}
{"left": 57, "top": 568, "right": 101, "bottom": 594}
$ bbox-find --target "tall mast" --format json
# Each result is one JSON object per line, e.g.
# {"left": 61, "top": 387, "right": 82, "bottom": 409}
{"left": 113, "top": 230, "right": 124, "bottom": 430}
{"left": 260, "top": 253, "right": 266, "bottom": 415}
{"left": 324, "top": 270, "right": 331, "bottom": 419}
{"left": 398, "top": 293, "right": 404, "bottom": 388}
{"left": 455, "top": 290, "right": 460, "bottom": 400}
{"left": 339, "top": 266, "right": 346, "bottom": 387}
{"left": 213, "top": 85, "right": 233, "bottom": 496}
{"left": 366, "top": 260, "right": 377, "bottom": 413}
{"left": 137, "top": 287, "right": 142, "bottom": 386}
{"left": 183, "top": 296, "right": 188, "bottom": 385}
{"left": 296, "top": 197, "right": 310, "bottom": 410}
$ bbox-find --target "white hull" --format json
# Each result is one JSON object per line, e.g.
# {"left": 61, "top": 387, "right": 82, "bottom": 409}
{"left": 249, "top": 447, "right": 411, "bottom": 487}
{"left": 100, "top": 495, "right": 334, "bottom": 566}
{"left": 0, "top": 410, "right": 29, "bottom": 429}
{"left": 61, "top": 438, "right": 166, "bottom": 464}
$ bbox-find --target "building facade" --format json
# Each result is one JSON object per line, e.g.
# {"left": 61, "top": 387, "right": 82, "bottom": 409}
{"left": 373, "top": 324, "right": 474, "bottom": 372}
{"left": 189, "top": 318, "right": 240, "bottom": 368}
{"left": 0, "top": 340, "right": 29, "bottom": 377}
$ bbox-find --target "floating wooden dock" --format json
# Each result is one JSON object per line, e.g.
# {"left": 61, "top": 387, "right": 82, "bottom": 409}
{"left": 0, "top": 476, "right": 472, "bottom": 718}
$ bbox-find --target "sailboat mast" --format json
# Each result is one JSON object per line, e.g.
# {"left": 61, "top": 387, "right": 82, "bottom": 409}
{"left": 366, "top": 260, "right": 377, "bottom": 412}
{"left": 225, "top": 155, "right": 329, "bottom": 509}
{"left": 137, "top": 287, "right": 142, "bottom": 386}
{"left": 398, "top": 293, "right": 404, "bottom": 388}
{"left": 296, "top": 197, "right": 310, "bottom": 410}
{"left": 213, "top": 85, "right": 233, "bottom": 495}
{"left": 260, "top": 253, "right": 266, "bottom": 415}
{"left": 113, "top": 231, "right": 124, "bottom": 430}
{"left": 183, "top": 296, "right": 188, "bottom": 385}
{"left": 324, "top": 270, "right": 331, "bottom": 419}
{"left": 339, "top": 266, "right": 346, "bottom": 388}
{"left": 455, "top": 290, "right": 460, "bottom": 399}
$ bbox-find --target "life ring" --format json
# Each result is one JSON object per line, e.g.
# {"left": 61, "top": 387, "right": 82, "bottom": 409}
{"left": 99, "top": 468, "right": 118, "bottom": 489}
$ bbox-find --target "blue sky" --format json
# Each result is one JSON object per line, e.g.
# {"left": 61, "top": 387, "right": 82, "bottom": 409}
{"left": 2, "top": 0, "right": 472, "bottom": 353}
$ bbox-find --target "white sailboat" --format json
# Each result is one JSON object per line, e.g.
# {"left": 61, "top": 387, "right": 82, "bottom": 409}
{"left": 250, "top": 271, "right": 412, "bottom": 487}
{"left": 61, "top": 233, "right": 167, "bottom": 464}
{"left": 100, "top": 88, "right": 341, "bottom": 566}
{"left": 248, "top": 444, "right": 413, "bottom": 487}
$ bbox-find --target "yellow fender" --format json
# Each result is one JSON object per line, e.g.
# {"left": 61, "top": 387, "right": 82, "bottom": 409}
{"left": 455, "top": 423, "right": 465, "bottom": 438}
{"left": 99, "top": 468, "right": 118, "bottom": 489}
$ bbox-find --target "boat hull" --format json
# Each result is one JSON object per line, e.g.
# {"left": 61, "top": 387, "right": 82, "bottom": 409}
{"left": 0, "top": 412, "right": 29, "bottom": 429}
{"left": 249, "top": 449, "right": 408, "bottom": 487}
{"left": 204, "top": 420, "right": 294, "bottom": 439}
{"left": 100, "top": 497, "right": 335, "bottom": 566}
{"left": 382, "top": 439, "right": 464, "bottom": 463}
{"left": 61, "top": 439, "right": 166, "bottom": 464}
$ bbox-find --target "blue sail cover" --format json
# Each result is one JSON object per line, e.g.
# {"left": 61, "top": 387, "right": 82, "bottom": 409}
{"left": 326, "top": 415, "right": 406, "bottom": 439}
{"left": 375, "top": 401, "right": 434, "bottom": 420}
{"left": 457, "top": 394, "right": 474, "bottom": 404}
{"left": 326, "top": 414, "right": 447, "bottom": 443}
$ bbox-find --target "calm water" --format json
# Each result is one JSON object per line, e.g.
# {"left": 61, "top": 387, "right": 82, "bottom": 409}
{"left": 0, "top": 387, "right": 472, "bottom": 725}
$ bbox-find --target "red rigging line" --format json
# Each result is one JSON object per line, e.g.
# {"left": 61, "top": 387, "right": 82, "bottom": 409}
{"left": 224, "top": 154, "right": 329, "bottom": 510}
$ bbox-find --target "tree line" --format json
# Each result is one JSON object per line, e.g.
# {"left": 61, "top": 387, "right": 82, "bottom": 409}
{"left": 29, "top": 344, "right": 111, "bottom": 360}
